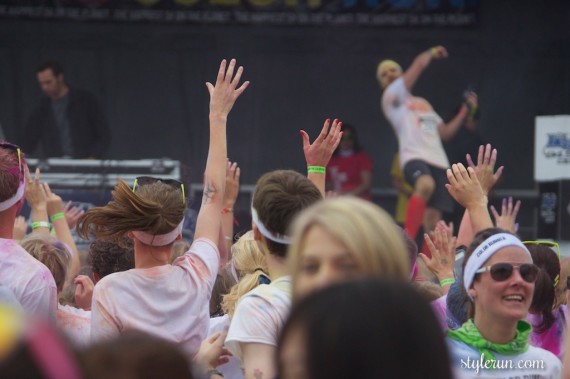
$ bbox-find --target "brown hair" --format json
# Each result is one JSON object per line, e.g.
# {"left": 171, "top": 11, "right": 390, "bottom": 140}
{"left": 0, "top": 142, "right": 25, "bottom": 201}
{"left": 528, "top": 244, "right": 560, "bottom": 333}
{"left": 87, "top": 238, "right": 135, "bottom": 280}
{"left": 252, "top": 170, "right": 321, "bottom": 258}
{"left": 78, "top": 180, "right": 186, "bottom": 243}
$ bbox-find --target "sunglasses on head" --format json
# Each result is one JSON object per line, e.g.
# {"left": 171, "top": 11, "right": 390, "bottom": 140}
{"left": 475, "top": 263, "right": 539, "bottom": 283}
{"left": 132, "top": 176, "right": 185, "bottom": 204}
{"left": 0, "top": 141, "right": 23, "bottom": 181}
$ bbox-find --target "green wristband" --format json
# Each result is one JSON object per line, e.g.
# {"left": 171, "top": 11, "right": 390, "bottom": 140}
{"left": 440, "top": 278, "right": 455, "bottom": 287}
{"left": 50, "top": 212, "right": 65, "bottom": 222}
{"left": 307, "top": 166, "right": 326, "bottom": 174}
{"left": 31, "top": 221, "right": 51, "bottom": 230}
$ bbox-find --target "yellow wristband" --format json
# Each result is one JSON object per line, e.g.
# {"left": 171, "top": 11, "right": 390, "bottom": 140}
{"left": 31, "top": 221, "right": 50, "bottom": 230}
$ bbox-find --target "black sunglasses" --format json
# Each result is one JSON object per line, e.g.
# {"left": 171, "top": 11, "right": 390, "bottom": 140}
{"left": 132, "top": 176, "right": 185, "bottom": 204}
{"left": 476, "top": 263, "right": 539, "bottom": 283}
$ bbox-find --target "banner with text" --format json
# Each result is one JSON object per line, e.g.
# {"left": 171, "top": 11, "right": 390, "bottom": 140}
{"left": 0, "top": 0, "right": 478, "bottom": 26}
{"left": 535, "top": 115, "right": 570, "bottom": 182}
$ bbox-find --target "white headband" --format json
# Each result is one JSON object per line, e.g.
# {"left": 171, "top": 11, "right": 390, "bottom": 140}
{"left": 131, "top": 219, "right": 184, "bottom": 247}
{"left": 0, "top": 180, "right": 25, "bottom": 212}
{"left": 463, "top": 233, "right": 531, "bottom": 294}
{"left": 251, "top": 208, "right": 291, "bottom": 245}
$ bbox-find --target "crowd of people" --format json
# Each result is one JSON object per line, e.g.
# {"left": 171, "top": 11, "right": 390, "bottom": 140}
{"left": 0, "top": 52, "right": 568, "bottom": 379}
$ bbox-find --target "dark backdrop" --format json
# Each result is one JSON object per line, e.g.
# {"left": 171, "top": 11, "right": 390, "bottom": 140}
{"left": 1, "top": 0, "right": 569, "bottom": 192}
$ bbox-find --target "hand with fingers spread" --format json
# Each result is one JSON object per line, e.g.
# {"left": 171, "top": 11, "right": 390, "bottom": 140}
{"left": 64, "top": 201, "right": 85, "bottom": 230}
{"left": 301, "top": 118, "right": 343, "bottom": 167}
{"left": 194, "top": 331, "right": 231, "bottom": 371}
{"left": 465, "top": 144, "right": 504, "bottom": 195}
{"left": 490, "top": 197, "right": 521, "bottom": 234}
{"left": 420, "top": 225, "right": 457, "bottom": 289}
{"left": 206, "top": 59, "right": 249, "bottom": 120}
{"left": 44, "top": 182, "right": 65, "bottom": 218}
{"left": 74, "top": 275, "right": 95, "bottom": 311}
{"left": 223, "top": 160, "right": 240, "bottom": 210}
{"left": 445, "top": 163, "right": 487, "bottom": 210}
{"left": 25, "top": 167, "right": 47, "bottom": 211}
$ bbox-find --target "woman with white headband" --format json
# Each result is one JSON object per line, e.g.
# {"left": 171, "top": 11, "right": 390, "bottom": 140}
{"left": 446, "top": 228, "right": 561, "bottom": 378}
{"left": 78, "top": 59, "right": 249, "bottom": 358}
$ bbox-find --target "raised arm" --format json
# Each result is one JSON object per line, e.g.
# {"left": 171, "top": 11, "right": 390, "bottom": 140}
{"left": 438, "top": 91, "right": 478, "bottom": 142}
{"left": 194, "top": 59, "right": 249, "bottom": 250}
{"left": 300, "top": 118, "right": 342, "bottom": 197}
{"left": 25, "top": 167, "right": 50, "bottom": 236}
{"left": 403, "top": 45, "right": 448, "bottom": 92}
{"left": 456, "top": 144, "right": 504, "bottom": 246}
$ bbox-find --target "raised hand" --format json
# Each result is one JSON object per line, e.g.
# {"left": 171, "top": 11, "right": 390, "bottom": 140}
{"left": 445, "top": 163, "right": 486, "bottom": 210}
{"left": 490, "top": 197, "right": 521, "bottom": 234}
{"left": 420, "top": 224, "right": 457, "bottom": 284}
{"left": 25, "top": 167, "right": 46, "bottom": 209}
{"left": 64, "top": 201, "right": 85, "bottom": 230}
{"left": 44, "top": 182, "right": 64, "bottom": 217}
{"left": 465, "top": 144, "right": 504, "bottom": 195}
{"left": 223, "top": 160, "right": 240, "bottom": 209}
{"left": 300, "top": 118, "right": 343, "bottom": 167}
{"left": 206, "top": 59, "right": 249, "bottom": 119}
{"left": 429, "top": 45, "right": 448, "bottom": 60}
{"left": 13, "top": 215, "right": 28, "bottom": 240}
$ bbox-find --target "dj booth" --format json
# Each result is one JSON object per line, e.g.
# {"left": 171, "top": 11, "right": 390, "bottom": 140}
{"left": 25, "top": 158, "right": 182, "bottom": 208}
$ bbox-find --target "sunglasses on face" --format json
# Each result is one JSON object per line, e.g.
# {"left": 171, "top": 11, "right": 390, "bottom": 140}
{"left": 132, "top": 176, "right": 185, "bottom": 204}
{"left": 0, "top": 141, "right": 23, "bottom": 181}
{"left": 475, "top": 263, "right": 539, "bottom": 283}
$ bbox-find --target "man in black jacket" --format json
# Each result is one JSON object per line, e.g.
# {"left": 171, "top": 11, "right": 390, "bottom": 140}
{"left": 21, "top": 60, "right": 111, "bottom": 159}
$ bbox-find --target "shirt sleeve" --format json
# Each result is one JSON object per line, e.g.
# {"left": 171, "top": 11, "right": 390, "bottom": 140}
{"left": 19, "top": 284, "right": 57, "bottom": 323}
{"left": 225, "top": 295, "right": 280, "bottom": 362}
{"left": 381, "top": 77, "right": 408, "bottom": 128}
{"left": 175, "top": 238, "right": 220, "bottom": 293}
{"left": 90, "top": 284, "right": 121, "bottom": 342}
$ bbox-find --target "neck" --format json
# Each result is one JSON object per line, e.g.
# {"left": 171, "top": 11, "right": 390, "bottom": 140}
{"left": 473, "top": 312, "right": 519, "bottom": 344}
{"left": 266, "top": 253, "right": 289, "bottom": 281}
{"left": 53, "top": 85, "right": 69, "bottom": 100}
{"left": 133, "top": 239, "right": 171, "bottom": 269}
{"left": 0, "top": 210, "right": 16, "bottom": 239}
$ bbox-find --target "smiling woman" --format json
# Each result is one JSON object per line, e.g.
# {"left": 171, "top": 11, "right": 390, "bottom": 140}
{"left": 446, "top": 228, "right": 562, "bottom": 378}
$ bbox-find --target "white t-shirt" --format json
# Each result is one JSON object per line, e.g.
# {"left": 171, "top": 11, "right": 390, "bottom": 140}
{"left": 208, "top": 315, "right": 244, "bottom": 379}
{"left": 382, "top": 77, "right": 449, "bottom": 169}
{"left": 57, "top": 303, "right": 91, "bottom": 347}
{"left": 90, "top": 238, "right": 219, "bottom": 357}
{"left": 225, "top": 276, "right": 292, "bottom": 362}
{"left": 0, "top": 238, "right": 57, "bottom": 321}
{"left": 447, "top": 338, "right": 562, "bottom": 379}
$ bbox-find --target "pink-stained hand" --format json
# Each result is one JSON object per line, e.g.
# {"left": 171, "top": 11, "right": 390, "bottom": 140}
{"left": 301, "top": 118, "right": 343, "bottom": 167}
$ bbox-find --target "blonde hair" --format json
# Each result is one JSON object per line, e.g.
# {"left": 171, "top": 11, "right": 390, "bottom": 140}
{"left": 376, "top": 59, "right": 402, "bottom": 85}
{"left": 20, "top": 234, "right": 71, "bottom": 293}
{"left": 221, "top": 231, "right": 269, "bottom": 316}
{"left": 170, "top": 240, "right": 191, "bottom": 263}
{"left": 288, "top": 197, "right": 410, "bottom": 297}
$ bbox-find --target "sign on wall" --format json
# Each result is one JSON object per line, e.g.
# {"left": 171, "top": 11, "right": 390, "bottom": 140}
{"left": 535, "top": 115, "right": 570, "bottom": 182}
{"left": 0, "top": 0, "right": 478, "bottom": 26}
